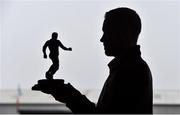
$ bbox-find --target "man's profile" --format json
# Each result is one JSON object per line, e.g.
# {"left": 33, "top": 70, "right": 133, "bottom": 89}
{"left": 42, "top": 32, "right": 72, "bottom": 80}
{"left": 33, "top": 7, "right": 153, "bottom": 114}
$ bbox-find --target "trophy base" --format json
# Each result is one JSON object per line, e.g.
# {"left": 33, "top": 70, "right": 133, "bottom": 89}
{"left": 32, "top": 79, "right": 64, "bottom": 90}
{"left": 38, "top": 79, "right": 64, "bottom": 84}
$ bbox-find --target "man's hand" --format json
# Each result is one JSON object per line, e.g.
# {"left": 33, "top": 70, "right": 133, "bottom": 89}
{"left": 32, "top": 80, "right": 81, "bottom": 104}
{"left": 43, "top": 54, "right": 47, "bottom": 59}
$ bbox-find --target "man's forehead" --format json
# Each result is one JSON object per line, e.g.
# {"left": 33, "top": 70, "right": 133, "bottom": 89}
{"left": 102, "top": 19, "right": 108, "bottom": 31}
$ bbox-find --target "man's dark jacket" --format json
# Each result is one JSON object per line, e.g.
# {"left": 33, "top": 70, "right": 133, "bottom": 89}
{"left": 66, "top": 45, "right": 153, "bottom": 114}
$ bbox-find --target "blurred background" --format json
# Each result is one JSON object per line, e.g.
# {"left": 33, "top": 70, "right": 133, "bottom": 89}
{"left": 0, "top": 0, "right": 180, "bottom": 114}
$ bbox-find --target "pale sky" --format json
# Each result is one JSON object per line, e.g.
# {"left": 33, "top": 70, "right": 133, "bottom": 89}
{"left": 1, "top": 0, "right": 180, "bottom": 90}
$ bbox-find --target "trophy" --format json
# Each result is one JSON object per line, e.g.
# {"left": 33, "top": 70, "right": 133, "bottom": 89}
{"left": 32, "top": 32, "right": 72, "bottom": 90}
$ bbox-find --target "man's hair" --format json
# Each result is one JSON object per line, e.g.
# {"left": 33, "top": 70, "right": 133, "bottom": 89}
{"left": 52, "top": 32, "right": 58, "bottom": 38}
{"left": 105, "top": 7, "right": 141, "bottom": 42}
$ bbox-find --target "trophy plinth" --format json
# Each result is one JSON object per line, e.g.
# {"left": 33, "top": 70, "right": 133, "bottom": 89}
{"left": 32, "top": 79, "right": 64, "bottom": 91}
{"left": 38, "top": 79, "right": 64, "bottom": 84}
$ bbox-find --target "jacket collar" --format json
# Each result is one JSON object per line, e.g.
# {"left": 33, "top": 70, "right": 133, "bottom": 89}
{"left": 108, "top": 45, "right": 141, "bottom": 70}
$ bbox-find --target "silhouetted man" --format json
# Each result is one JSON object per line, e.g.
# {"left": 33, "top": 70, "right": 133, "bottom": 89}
{"left": 43, "top": 32, "right": 72, "bottom": 79}
{"left": 33, "top": 7, "right": 153, "bottom": 114}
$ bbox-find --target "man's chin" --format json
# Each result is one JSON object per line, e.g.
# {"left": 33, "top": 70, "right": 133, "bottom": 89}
{"left": 105, "top": 51, "right": 114, "bottom": 56}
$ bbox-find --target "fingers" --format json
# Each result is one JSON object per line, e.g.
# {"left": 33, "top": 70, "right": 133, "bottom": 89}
{"left": 32, "top": 81, "right": 81, "bottom": 104}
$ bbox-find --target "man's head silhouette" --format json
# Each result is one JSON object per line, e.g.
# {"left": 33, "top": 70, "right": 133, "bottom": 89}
{"left": 52, "top": 32, "right": 58, "bottom": 40}
{"left": 100, "top": 7, "right": 141, "bottom": 56}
